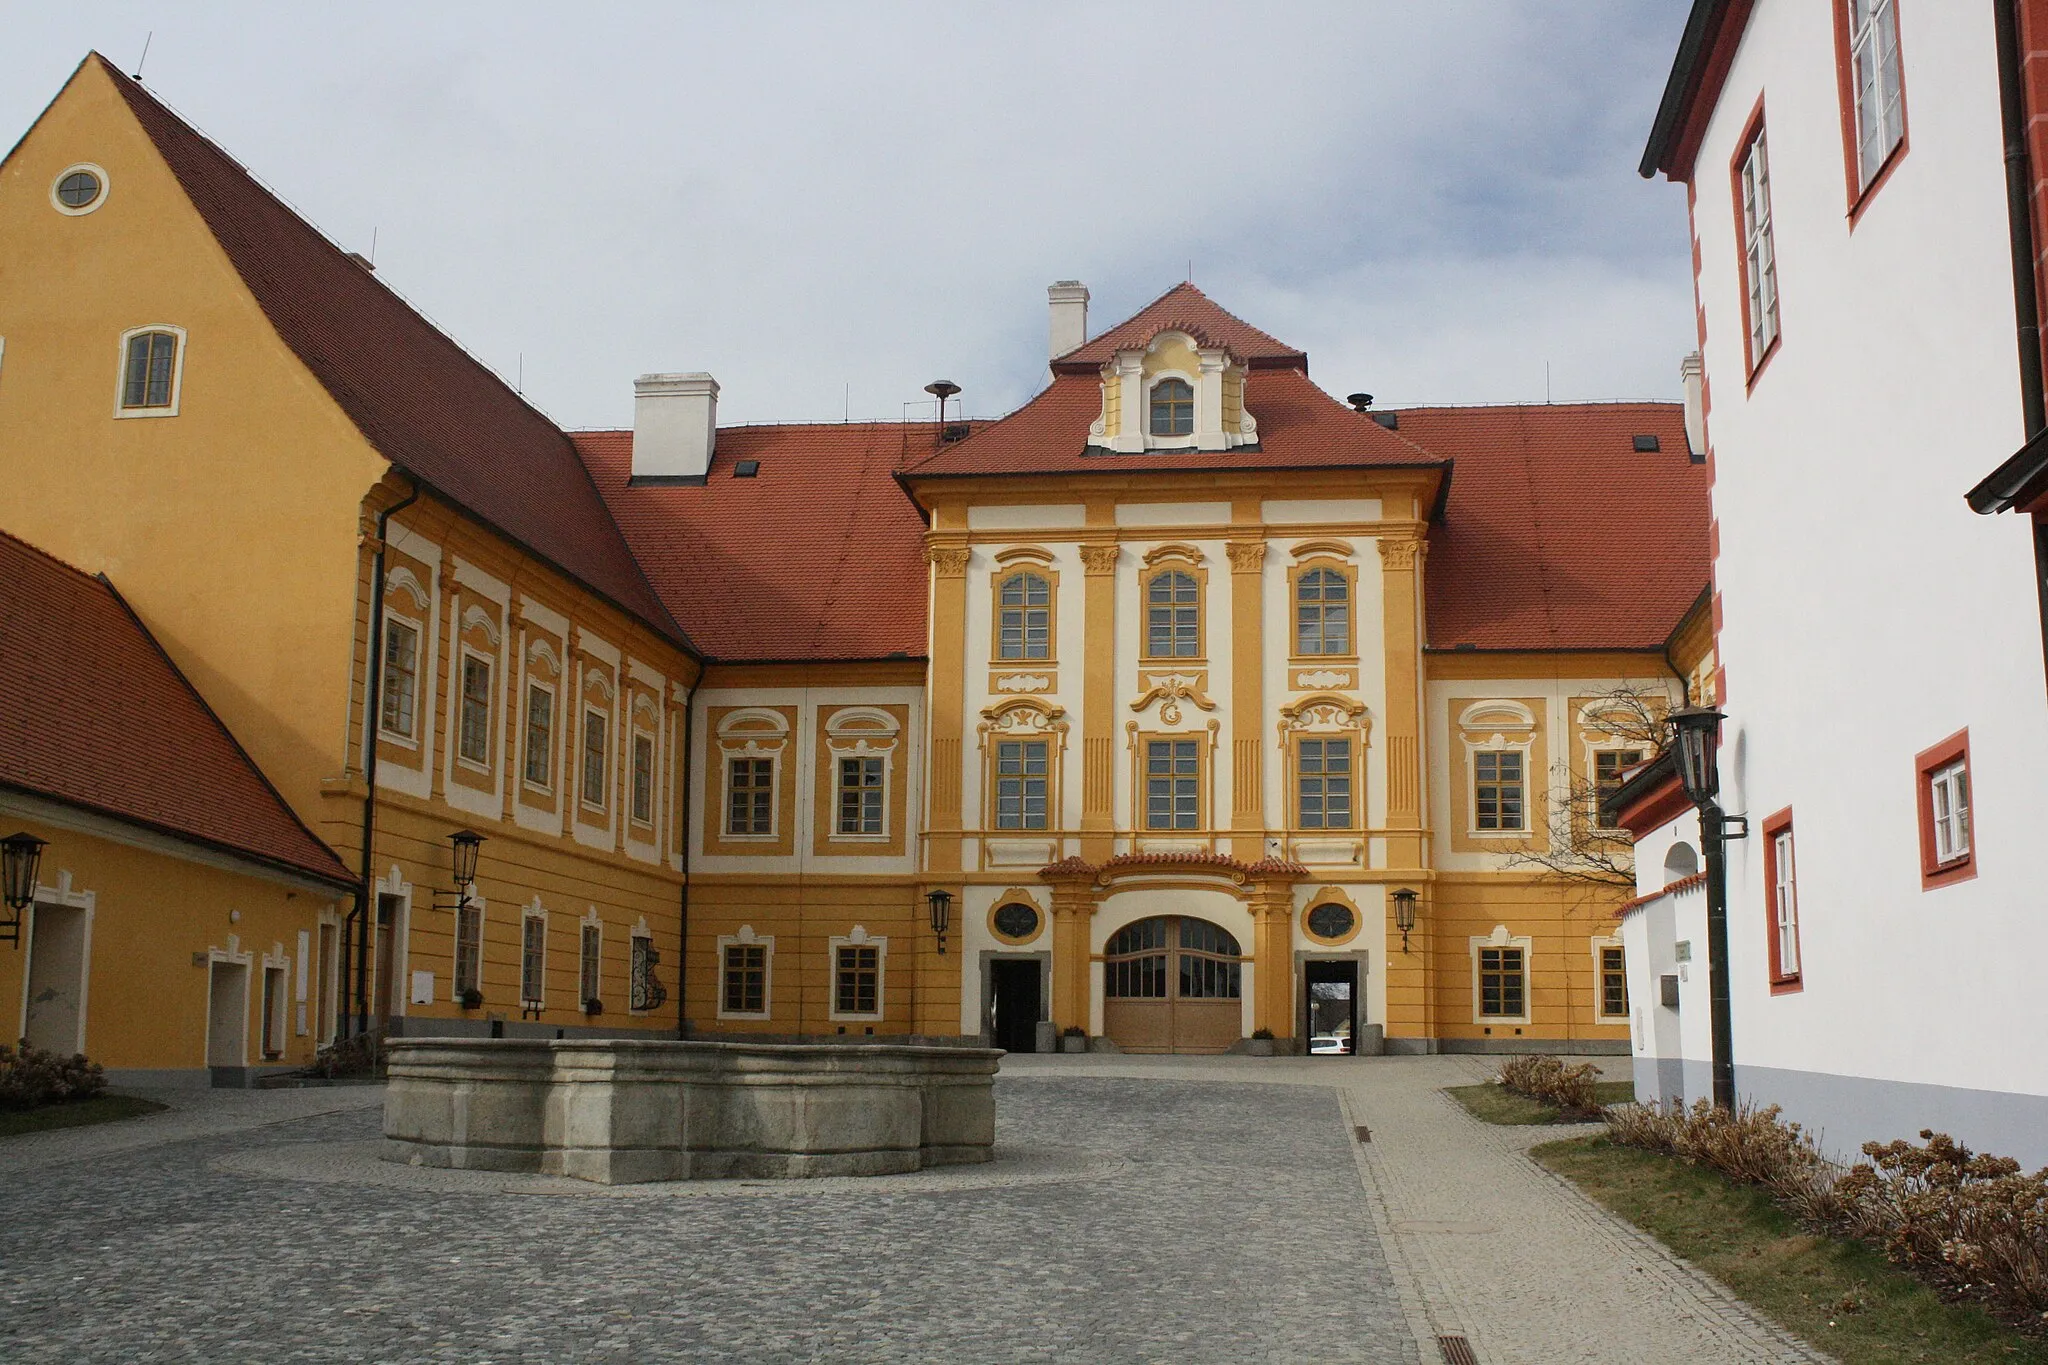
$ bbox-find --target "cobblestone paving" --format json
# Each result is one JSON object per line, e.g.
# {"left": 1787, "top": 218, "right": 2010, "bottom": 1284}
{"left": 0, "top": 1077, "right": 1415, "bottom": 1364}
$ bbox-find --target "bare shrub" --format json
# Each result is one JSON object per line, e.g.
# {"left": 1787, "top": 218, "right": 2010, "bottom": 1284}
{"left": 0, "top": 1039, "right": 107, "bottom": 1108}
{"left": 1496, "top": 1055, "right": 1603, "bottom": 1117}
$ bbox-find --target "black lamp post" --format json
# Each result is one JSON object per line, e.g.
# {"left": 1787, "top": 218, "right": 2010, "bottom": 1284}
{"left": 1391, "top": 887, "right": 1418, "bottom": 953}
{"left": 2, "top": 832, "right": 47, "bottom": 948}
{"left": 431, "top": 829, "right": 487, "bottom": 918}
{"left": 926, "top": 888, "right": 954, "bottom": 956}
{"left": 1669, "top": 705, "right": 1745, "bottom": 1111}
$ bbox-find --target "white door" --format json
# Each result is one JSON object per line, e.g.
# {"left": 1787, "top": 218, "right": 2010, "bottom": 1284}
{"left": 207, "top": 960, "right": 250, "bottom": 1069}
{"left": 23, "top": 903, "right": 88, "bottom": 1055}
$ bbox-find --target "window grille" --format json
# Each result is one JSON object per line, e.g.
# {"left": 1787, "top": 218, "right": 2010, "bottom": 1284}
{"left": 630, "top": 935, "right": 666, "bottom": 1012}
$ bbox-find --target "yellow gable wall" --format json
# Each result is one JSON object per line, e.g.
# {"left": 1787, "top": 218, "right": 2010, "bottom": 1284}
{"left": 0, "top": 61, "right": 387, "bottom": 819}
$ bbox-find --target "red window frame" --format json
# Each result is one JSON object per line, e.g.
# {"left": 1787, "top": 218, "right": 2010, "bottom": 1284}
{"left": 1760, "top": 806, "right": 1802, "bottom": 992}
{"left": 1914, "top": 728, "right": 1974, "bottom": 890}
{"left": 1831, "top": 0, "right": 1910, "bottom": 226}
{"left": 1727, "top": 96, "right": 1782, "bottom": 387}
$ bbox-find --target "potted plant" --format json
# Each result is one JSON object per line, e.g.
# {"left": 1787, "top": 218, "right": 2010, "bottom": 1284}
{"left": 1060, "top": 1025, "right": 1089, "bottom": 1055}
{"left": 460, "top": 987, "right": 484, "bottom": 1010}
{"left": 583, "top": 997, "right": 604, "bottom": 1017}
{"left": 1244, "top": 1027, "right": 1277, "bottom": 1057}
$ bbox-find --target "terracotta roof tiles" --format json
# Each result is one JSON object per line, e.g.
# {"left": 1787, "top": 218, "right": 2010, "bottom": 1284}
{"left": 1053, "top": 282, "right": 1305, "bottom": 370}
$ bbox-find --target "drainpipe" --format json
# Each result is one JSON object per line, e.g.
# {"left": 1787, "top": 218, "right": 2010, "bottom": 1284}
{"left": 1994, "top": 0, "right": 2048, "bottom": 676}
{"left": 352, "top": 476, "right": 420, "bottom": 1038}
{"left": 675, "top": 669, "right": 699, "bottom": 1039}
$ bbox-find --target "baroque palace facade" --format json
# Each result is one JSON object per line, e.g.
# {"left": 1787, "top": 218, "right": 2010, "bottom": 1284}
{"left": 0, "top": 55, "right": 1709, "bottom": 1079}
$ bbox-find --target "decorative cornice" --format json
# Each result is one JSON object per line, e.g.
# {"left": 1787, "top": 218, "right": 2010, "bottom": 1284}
{"left": 1037, "top": 850, "right": 1309, "bottom": 888}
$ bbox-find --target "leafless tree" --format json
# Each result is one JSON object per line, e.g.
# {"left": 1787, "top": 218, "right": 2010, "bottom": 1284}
{"left": 1503, "top": 685, "right": 1673, "bottom": 890}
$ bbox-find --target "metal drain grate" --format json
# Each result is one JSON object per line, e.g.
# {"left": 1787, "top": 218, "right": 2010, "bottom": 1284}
{"left": 1436, "top": 1335, "right": 1478, "bottom": 1365}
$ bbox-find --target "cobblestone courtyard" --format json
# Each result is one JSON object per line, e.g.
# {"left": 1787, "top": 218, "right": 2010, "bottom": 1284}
{"left": 0, "top": 1058, "right": 1831, "bottom": 1363}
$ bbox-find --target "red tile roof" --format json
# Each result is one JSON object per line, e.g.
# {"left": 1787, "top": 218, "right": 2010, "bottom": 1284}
{"left": 98, "top": 57, "right": 687, "bottom": 650}
{"left": 1053, "top": 282, "right": 1306, "bottom": 372}
{"left": 901, "top": 367, "right": 1442, "bottom": 482}
{"left": 0, "top": 531, "right": 355, "bottom": 889}
{"left": 573, "top": 424, "right": 935, "bottom": 662}
{"left": 1399, "top": 403, "right": 1709, "bottom": 651}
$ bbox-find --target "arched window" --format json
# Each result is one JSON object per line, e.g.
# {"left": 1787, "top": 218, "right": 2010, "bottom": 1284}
{"left": 119, "top": 328, "right": 181, "bottom": 411}
{"left": 996, "top": 572, "right": 1051, "bottom": 659}
{"left": 1149, "top": 378, "right": 1193, "bottom": 436}
{"left": 1295, "top": 568, "right": 1350, "bottom": 655}
{"left": 1145, "top": 570, "right": 1200, "bottom": 657}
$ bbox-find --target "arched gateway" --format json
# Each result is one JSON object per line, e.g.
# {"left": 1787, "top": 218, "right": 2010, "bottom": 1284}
{"left": 1102, "top": 915, "right": 1244, "bottom": 1053}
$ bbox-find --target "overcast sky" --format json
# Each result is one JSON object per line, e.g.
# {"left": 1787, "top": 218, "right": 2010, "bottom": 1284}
{"left": 7, "top": 3, "right": 1695, "bottom": 428}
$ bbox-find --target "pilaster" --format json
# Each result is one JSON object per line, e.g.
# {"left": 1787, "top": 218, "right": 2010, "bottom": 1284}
{"left": 1248, "top": 874, "right": 1295, "bottom": 1041}
{"left": 925, "top": 540, "right": 971, "bottom": 873}
{"left": 1378, "top": 530, "right": 1431, "bottom": 1048}
{"left": 1225, "top": 538, "right": 1266, "bottom": 861}
{"left": 1042, "top": 868, "right": 1096, "bottom": 1034}
{"left": 1078, "top": 541, "right": 1120, "bottom": 863}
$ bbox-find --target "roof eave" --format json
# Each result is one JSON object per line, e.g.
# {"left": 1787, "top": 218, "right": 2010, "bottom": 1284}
{"left": 898, "top": 457, "right": 1450, "bottom": 486}
{"left": 1639, "top": 0, "right": 1750, "bottom": 181}
{"left": 1967, "top": 424, "right": 2048, "bottom": 514}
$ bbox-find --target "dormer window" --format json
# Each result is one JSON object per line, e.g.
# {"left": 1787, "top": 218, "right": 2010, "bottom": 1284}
{"left": 1149, "top": 379, "right": 1193, "bottom": 437}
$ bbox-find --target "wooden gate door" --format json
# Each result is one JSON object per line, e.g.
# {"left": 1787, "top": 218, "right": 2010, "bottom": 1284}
{"left": 1102, "top": 916, "right": 1244, "bottom": 1054}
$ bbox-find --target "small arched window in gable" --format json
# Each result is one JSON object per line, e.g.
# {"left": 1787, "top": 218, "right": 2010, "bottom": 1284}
{"left": 997, "top": 572, "right": 1051, "bottom": 660}
{"left": 1295, "top": 567, "right": 1351, "bottom": 656}
{"left": 1145, "top": 570, "right": 1200, "bottom": 658}
{"left": 1149, "top": 378, "right": 1193, "bottom": 437}
{"left": 120, "top": 329, "right": 181, "bottom": 411}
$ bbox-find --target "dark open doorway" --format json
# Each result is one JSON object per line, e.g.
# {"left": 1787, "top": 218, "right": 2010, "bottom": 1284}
{"left": 989, "top": 958, "right": 1041, "bottom": 1054}
{"left": 1304, "top": 960, "right": 1358, "bottom": 1056}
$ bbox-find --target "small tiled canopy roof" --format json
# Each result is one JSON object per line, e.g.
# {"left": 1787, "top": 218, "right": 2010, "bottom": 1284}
{"left": 574, "top": 424, "right": 935, "bottom": 662}
{"left": 0, "top": 532, "right": 355, "bottom": 889}
{"left": 1400, "top": 403, "right": 1708, "bottom": 651}
{"left": 1051, "top": 282, "right": 1305, "bottom": 372}
{"left": 99, "top": 56, "right": 686, "bottom": 650}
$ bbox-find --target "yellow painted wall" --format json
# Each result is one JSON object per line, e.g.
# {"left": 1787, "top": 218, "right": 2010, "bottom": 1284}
{"left": 0, "top": 61, "right": 389, "bottom": 822}
{"left": 0, "top": 816, "right": 339, "bottom": 1073}
{"left": 1421, "top": 874, "right": 1630, "bottom": 1045}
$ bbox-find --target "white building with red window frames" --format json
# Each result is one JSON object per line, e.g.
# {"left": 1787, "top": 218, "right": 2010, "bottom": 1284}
{"left": 1617, "top": 0, "right": 2048, "bottom": 1165}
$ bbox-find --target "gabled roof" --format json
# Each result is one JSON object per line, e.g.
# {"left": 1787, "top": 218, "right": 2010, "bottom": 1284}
{"left": 1395, "top": 403, "right": 1708, "bottom": 651}
{"left": 574, "top": 424, "right": 935, "bottom": 662}
{"left": 1052, "top": 282, "right": 1306, "bottom": 372}
{"left": 0, "top": 531, "right": 355, "bottom": 889}
{"left": 95, "top": 56, "right": 687, "bottom": 650}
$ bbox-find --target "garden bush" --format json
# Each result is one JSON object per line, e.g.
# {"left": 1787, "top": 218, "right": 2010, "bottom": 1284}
{"left": 0, "top": 1039, "right": 107, "bottom": 1108}
{"left": 1607, "top": 1099, "right": 2048, "bottom": 1319}
{"left": 1495, "top": 1054, "right": 1603, "bottom": 1116}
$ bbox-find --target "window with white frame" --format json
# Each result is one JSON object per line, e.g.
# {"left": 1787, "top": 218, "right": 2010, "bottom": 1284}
{"left": 837, "top": 756, "right": 884, "bottom": 835}
{"left": 1473, "top": 750, "right": 1525, "bottom": 831}
{"left": 579, "top": 919, "right": 601, "bottom": 1006}
{"left": 1297, "top": 738, "right": 1352, "bottom": 829}
{"left": 723, "top": 942, "right": 768, "bottom": 1015}
{"left": 119, "top": 329, "right": 180, "bottom": 411}
{"left": 1593, "top": 749, "right": 1645, "bottom": 828}
{"left": 524, "top": 683, "right": 553, "bottom": 788}
{"left": 1145, "top": 739, "right": 1200, "bottom": 830}
{"left": 726, "top": 757, "right": 774, "bottom": 835}
{"left": 379, "top": 619, "right": 420, "bottom": 739}
{"left": 1847, "top": 0, "right": 1904, "bottom": 189}
{"left": 1294, "top": 568, "right": 1351, "bottom": 656}
{"left": 993, "top": 740, "right": 1048, "bottom": 830}
{"left": 1145, "top": 571, "right": 1200, "bottom": 658}
{"left": 997, "top": 572, "right": 1051, "bottom": 660}
{"left": 631, "top": 733, "right": 655, "bottom": 825}
{"left": 1149, "top": 378, "right": 1193, "bottom": 436}
{"left": 1929, "top": 759, "right": 1970, "bottom": 866}
{"left": 835, "top": 942, "right": 881, "bottom": 1016}
{"left": 1772, "top": 824, "right": 1801, "bottom": 980}
{"left": 454, "top": 902, "right": 483, "bottom": 999}
{"left": 1739, "top": 127, "right": 1780, "bottom": 362}
{"left": 581, "top": 708, "right": 608, "bottom": 809}
{"left": 520, "top": 909, "right": 546, "bottom": 1010}
{"left": 1599, "top": 944, "right": 1628, "bottom": 1019}
{"left": 458, "top": 654, "right": 493, "bottom": 766}
{"left": 1478, "top": 945, "right": 1525, "bottom": 1018}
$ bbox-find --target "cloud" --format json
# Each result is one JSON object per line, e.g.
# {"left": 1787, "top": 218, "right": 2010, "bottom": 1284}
{"left": 2, "top": 1, "right": 1695, "bottom": 426}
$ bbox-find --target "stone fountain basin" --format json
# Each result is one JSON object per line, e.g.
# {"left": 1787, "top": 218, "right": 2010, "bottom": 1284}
{"left": 383, "top": 1038, "right": 1000, "bottom": 1185}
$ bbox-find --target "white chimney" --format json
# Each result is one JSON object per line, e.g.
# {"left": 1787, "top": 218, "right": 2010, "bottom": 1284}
{"left": 1679, "top": 352, "right": 1705, "bottom": 457}
{"left": 1048, "top": 280, "right": 1089, "bottom": 359}
{"left": 632, "top": 373, "right": 718, "bottom": 482}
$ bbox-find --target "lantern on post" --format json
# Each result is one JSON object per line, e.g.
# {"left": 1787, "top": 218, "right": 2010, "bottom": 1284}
{"left": 1390, "top": 887, "right": 1418, "bottom": 954}
{"left": 2, "top": 832, "right": 47, "bottom": 948}
{"left": 433, "top": 830, "right": 487, "bottom": 914}
{"left": 1666, "top": 704, "right": 1743, "bottom": 1111}
{"left": 926, "top": 888, "right": 954, "bottom": 956}
{"left": 1668, "top": 705, "right": 1725, "bottom": 804}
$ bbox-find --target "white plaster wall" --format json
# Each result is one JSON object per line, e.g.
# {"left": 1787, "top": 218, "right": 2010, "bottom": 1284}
{"left": 1691, "top": 1, "right": 2048, "bottom": 1100}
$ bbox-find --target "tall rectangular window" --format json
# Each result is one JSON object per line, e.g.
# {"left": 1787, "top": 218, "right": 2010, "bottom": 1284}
{"left": 1474, "top": 750, "right": 1525, "bottom": 831}
{"left": 1915, "top": 731, "right": 1974, "bottom": 889}
{"left": 1762, "top": 808, "right": 1801, "bottom": 987}
{"left": 524, "top": 684, "right": 553, "bottom": 788}
{"left": 458, "top": 655, "right": 492, "bottom": 765}
{"left": 727, "top": 757, "right": 774, "bottom": 835}
{"left": 1593, "top": 749, "right": 1644, "bottom": 828}
{"left": 581, "top": 709, "right": 608, "bottom": 809}
{"left": 997, "top": 572, "right": 1051, "bottom": 660}
{"left": 454, "top": 903, "right": 482, "bottom": 998}
{"left": 835, "top": 944, "right": 880, "bottom": 1015}
{"left": 993, "top": 740, "right": 1048, "bottom": 830}
{"left": 629, "top": 933, "right": 664, "bottom": 1012}
{"left": 1145, "top": 571, "right": 1201, "bottom": 658}
{"left": 1738, "top": 124, "right": 1780, "bottom": 365}
{"left": 520, "top": 912, "right": 546, "bottom": 1009}
{"left": 631, "top": 734, "right": 655, "bottom": 825}
{"left": 723, "top": 943, "right": 767, "bottom": 1015}
{"left": 1846, "top": 0, "right": 1904, "bottom": 190}
{"left": 1297, "top": 738, "right": 1352, "bottom": 829}
{"left": 1294, "top": 568, "right": 1350, "bottom": 656}
{"left": 1478, "top": 946, "right": 1526, "bottom": 1018}
{"left": 837, "top": 756, "right": 884, "bottom": 835}
{"left": 579, "top": 921, "right": 600, "bottom": 1005}
{"left": 1929, "top": 760, "right": 1969, "bottom": 864}
{"left": 1600, "top": 945, "right": 1628, "bottom": 1019}
{"left": 1145, "top": 739, "right": 1200, "bottom": 830}
{"left": 121, "top": 331, "right": 178, "bottom": 408}
{"left": 379, "top": 619, "right": 419, "bottom": 739}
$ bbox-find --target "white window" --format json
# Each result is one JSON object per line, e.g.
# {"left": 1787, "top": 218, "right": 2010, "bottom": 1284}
{"left": 1773, "top": 829, "right": 1800, "bottom": 978}
{"left": 726, "top": 756, "right": 775, "bottom": 836}
{"left": 1473, "top": 749, "right": 1525, "bottom": 832}
{"left": 631, "top": 732, "right": 655, "bottom": 825}
{"left": 1929, "top": 759, "right": 1970, "bottom": 865}
{"left": 829, "top": 931, "right": 886, "bottom": 1021}
{"left": 837, "top": 756, "right": 885, "bottom": 836}
{"left": 379, "top": 619, "right": 420, "bottom": 740}
{"left": 993, "top": 740, "right": 1048, "bottom": 830}
{"left": 1145, "top": 739, "right": 1200, "bottom": 830}
{"left": 520, "top": 909, "right": 546, "bottom": 1011}
{"left": 997, "top": 572, "right": 1051, "bottom": 660}
{"left": 581, "top": 708, "right": 608, "bottom": 810}
{"left": 458, "top": 653, "right": 492, "bottom": 767}
{"left": 523, "top": 683, "right": 554, "bottom": 789}
{"left": 1740, "top": 130, "right": 1780, "bottom": 361}
{"left": 1847, "top": 0, "right": 1904, "bottom": 189}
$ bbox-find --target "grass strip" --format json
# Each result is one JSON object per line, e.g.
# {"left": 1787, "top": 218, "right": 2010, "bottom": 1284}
{"left": 1533, "top": 1134, "right": 2048, "bottom": 1365}
{"left": 1446, "top": 1079, "right": 1634, "bottom": 1126}
{"left": 0, "top": 1094, "right": 167, "bottom": 1138}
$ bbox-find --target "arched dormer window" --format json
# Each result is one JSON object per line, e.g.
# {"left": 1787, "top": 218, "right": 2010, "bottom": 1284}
{"left": 1149, "top": 378, "right": 1193, "bottom": 437}
{"left": 996, "top": 571, "right": 1051, "bottom": 660}
{"left": 1295, "top": 568, "right": 1351, "bottom": 656}
{"left": 1145, "top": 570, "right": 1201, "bottom": 658}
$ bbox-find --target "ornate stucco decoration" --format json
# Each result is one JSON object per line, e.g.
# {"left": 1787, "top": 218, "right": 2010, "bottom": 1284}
{"left": 1293, "top": 669, "right": 1353, "bottom": 690}
{"left": 1223, "top": 540, "right": 1266, "bottom": 573}
{"left": 925, "top": 543, "right": 972, "bottom": 578}
{"left": 992, "top": 672, "right": 1054, "bottom": 694}
{"left": 1376, "top": 534, "right": 1426, "bottom": 571}
{"left": 1130, "top": 672, "right": 1218, "bottom": 727}
{"left": 823, "top": 705, "right": 901, "bottom": 759}
{"left": 1077, "top": 543, "right": 1121, "bottom": 575}
{"left": 976, "top": 697, "right": 1069, "bottom": 747}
